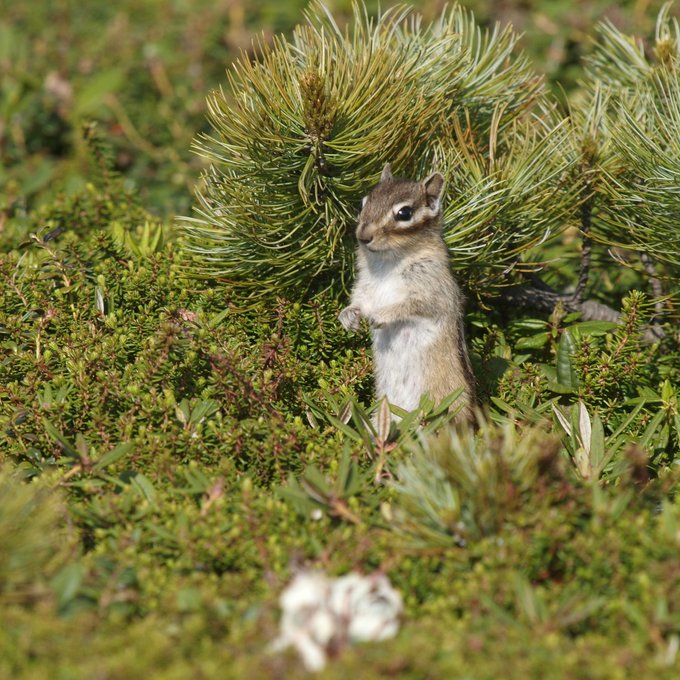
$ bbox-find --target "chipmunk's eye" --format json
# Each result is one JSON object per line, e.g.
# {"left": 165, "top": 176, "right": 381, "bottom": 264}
{"left": 395, "top": 206, "right": 413, "bottom": 221}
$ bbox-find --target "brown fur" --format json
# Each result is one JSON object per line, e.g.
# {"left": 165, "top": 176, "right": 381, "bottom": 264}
{"left": 339, "top": 164, "right": 477, "bottom": 423}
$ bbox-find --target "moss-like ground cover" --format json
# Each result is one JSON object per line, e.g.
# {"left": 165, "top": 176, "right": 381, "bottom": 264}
{"left": 1, "top": 176, "right": 678, "bottom": 678}
{"left": 1, "top": 1, "right": 679, "bottom": 677}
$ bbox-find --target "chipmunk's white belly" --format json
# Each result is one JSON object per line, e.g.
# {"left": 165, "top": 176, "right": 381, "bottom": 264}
{"left": 361, "top": 271, "right": 409, "bottom": 319}
{"left": 373, "top": 319, "right": 440, "bottom": 411}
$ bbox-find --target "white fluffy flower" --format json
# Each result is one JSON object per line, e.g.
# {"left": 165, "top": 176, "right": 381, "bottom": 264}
{"left": 329, "top": 572, "right": 402, "bottom": 642}
{"left": 271, "top": 570, "right": 403, "bottom": 671}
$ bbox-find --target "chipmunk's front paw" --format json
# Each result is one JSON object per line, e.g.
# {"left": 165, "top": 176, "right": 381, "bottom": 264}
{"left": 367, "top": 311, "right": 387, "bottom": 329}
{"left": 339, "top": 306, "right": 362, "bottom": 332}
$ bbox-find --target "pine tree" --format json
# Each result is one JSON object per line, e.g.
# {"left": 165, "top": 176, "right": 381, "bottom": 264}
{"left": 569, "top": 4, "right": 679, "bottom": 298}
{"left": 180, "top": 1, "right": 575, "bottom": 300}
{"left": 180, "top": 1, "right": 678, "bottom": 323}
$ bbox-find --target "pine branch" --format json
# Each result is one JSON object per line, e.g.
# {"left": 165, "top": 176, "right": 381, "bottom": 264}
{"left": 179, "top": 1, "right": 679, "bottom": 308}
{"left": 498, "top": 276, "right": 665, "bottom": 344}
{"left": 499, "top": 280, "right": 614, "bottom": 319}
{"left": 179, "top": 2, "right": 559, "bottom": 299}
{"left": 583, "top": 8, "right": 680, "bottom": 269}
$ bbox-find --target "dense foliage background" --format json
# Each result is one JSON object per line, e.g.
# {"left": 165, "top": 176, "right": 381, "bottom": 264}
{"left": 1, "top": 1, "right": 679, "bottom": 677}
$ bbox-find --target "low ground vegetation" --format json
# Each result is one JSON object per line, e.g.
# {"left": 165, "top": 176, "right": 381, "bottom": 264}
{"left": 1, "top": 1, "right": 679, "bottom": 677}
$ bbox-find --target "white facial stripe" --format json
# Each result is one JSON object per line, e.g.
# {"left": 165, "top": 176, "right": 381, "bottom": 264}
{"left": 392, "top": 206, "right": 436, "bottom": 231}
{"left": 414, "top": 206, "right": 435, "bottom": 221}
{"left": 361, "top": 196, "right": 368, "bottom": 207}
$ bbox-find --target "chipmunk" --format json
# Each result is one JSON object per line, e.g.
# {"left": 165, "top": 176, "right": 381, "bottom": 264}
{"left": 338, "top": 164, "right": 476, "bottom": 423}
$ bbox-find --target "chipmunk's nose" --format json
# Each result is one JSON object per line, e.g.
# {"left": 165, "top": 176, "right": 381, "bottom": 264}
{"left": 356, "top": 223, "right": 373, "bottom": 245}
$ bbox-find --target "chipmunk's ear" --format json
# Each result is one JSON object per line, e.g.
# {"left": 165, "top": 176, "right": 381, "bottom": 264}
{"left": 423, "top": 172, "right": 445, "bottom": 211}
{"left": 380, "top": 163, "right": 393, "bottom": 182}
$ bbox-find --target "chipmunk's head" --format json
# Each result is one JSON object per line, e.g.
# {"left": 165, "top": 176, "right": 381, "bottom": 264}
{"left": 356, "top": 164, "right": 445, "bottom": 253}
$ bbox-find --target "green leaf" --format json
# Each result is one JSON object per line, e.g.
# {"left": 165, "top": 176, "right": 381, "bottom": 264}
{"left": 51, "top": 563, "right": 85, "bottom": 608}
{"left": 376, "top": 397, "right": 391, "bottom": 444}
{"left": 637, "top": 410, "right": 666, "bottom": 450}
{"left": 206, "top": 308, "right": 230, "bottom": 329}
{"left": 511, "top": 319, "right": 549, "bottom": 331}
{"left": 490, "top": 397, "right": 514, "bottom": 414}
{"left": 326, "top": 412, "right": 363, "bottom": 442}
{"left": 610, "top": 399, "right": 648, "bottom": 441}
{"left": 660, "top": 379, "right": 674, "bottom": 404}
{"left": 301, "top": 466, "right": 331, "bottom": 500}
{"left": 130, "top": 473, "right": 156, "bottom": 503}
{"left": 430, "top": 387, "right": 465, "bottom": 419}
{"left": 349, "top": 400, "right": 376, "bottom": 452}
{"left": 578, "top": 401, "right": 592, "bottom": 454}
{"left": 339, "top": 448, "right": 365, "bottom": 497}
{"left": 551, "top": 404, "right": 572, "bottom": 437}
{"left": 337, "top": 448, "right": 352, "bottom": 491}
{"left": 175, "top": 400, "right": 190, "bottom": 425}
{"left": 590, "top": 411, "right": 606, "bottom": 474}
{"left": 73, "top": 68, "right": 124, "bottom": 116}
{"left": 570, "top": 320, "right": 618, "bottom": 336}
{"left": 43, "top": 420, "right": 78, "bottom": 459}
{"left": 93, "top": 442, "right": 134, "bottom": 471}
{"left": 189, "top": 399, "right": 219, "bottom": 425}
{"left": 556, "top": 330, "right": 579, "bottom": 389}
{"left": 305, "top": 410, "right": 319, "bottom": 429}
{"left": 515, "top": 332, "right": 550, "bottom": 349}
{"left": 545, "top": 381, "right": 577, "bottom": 395}
{"left": 277, "top": 476, "right": 319, "bottom": 515}
{"left": 338, "top": 400, "right": 353, "bottom": 425}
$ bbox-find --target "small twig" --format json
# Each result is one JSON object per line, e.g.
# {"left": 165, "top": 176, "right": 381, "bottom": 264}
{"left": 329, "top": 498, "right": 362, "bottom": 525}
{"left": 498, "top": 278, "right": 663, "bottom": 344}
{"left": 501, "top": 279, "right": 612, "bottom": 318}
{"left": 640, "top": 252, "right": 665, "bottom": 322}
{"left": 572, "top": 194, "right": 594, "bottom": 304}
{"left": 104, "top": 93, "right": 165, "bottom": 160}
{"left": 58, "top": 464, "right": 84, "bottom": 485}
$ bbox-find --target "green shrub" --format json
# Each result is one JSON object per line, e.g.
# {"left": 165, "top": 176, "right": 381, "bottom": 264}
{"left": 1, "top": 2, "right": 679, "bottom": 678}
